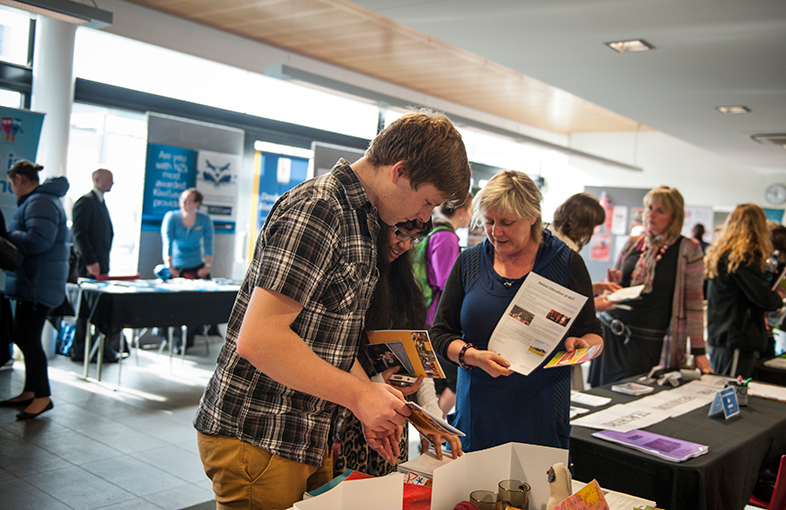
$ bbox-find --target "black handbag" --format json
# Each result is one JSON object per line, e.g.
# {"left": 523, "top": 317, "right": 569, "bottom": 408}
{"left": 0, "top": 236, "right": 23, "bottom": 271}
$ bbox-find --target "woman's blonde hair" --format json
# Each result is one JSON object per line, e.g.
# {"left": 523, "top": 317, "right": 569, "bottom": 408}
{"left": 471, "top": 170, "right": 542, "bottom": 244}
{"left": 643, "top": 186, "right": 685, "bottom": 239}
{"left": 705, "top": 203, "right": 772, "bottom": 278}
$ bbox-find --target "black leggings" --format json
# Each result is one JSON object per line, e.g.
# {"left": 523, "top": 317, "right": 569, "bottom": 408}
{"left": 12, "top": 301, "right": 52, "bottom": 398}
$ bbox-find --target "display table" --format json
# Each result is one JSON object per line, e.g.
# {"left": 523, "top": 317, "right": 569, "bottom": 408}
{"left": 753, "top": 357, "right": 786, "bottom": 386}
{"left": 570, "top": 376, "right": 786, "bottom": 510}
{"left": 65, "top": 279, "right": 239, "bottom": 382}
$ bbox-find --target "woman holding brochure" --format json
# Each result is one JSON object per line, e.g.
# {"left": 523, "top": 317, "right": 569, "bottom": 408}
{"left": 705, "top": 204, "right": 785, "bottom": 377}
{"left": 333, "top": 219, "right": 462, "bottom": 477}
{"left": 588, "top": 186, "right": 711, "bottom": 387}
{"left": 430, "top": 170, "right": 602, "bottom": 452}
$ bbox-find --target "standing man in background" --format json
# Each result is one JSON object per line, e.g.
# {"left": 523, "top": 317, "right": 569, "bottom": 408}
{"left": 72, "top": 168, "right": 114, "bottom": 278}
{"left": 70, "top": 169, "right": 115, "bottom": 362}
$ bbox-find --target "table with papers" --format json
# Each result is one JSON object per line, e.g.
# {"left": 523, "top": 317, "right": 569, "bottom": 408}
{"left": 569, "top": 375, "right": 786, "bottom": 510}
{"left": 65, "top": 279, "right": 239, "bottom": 381}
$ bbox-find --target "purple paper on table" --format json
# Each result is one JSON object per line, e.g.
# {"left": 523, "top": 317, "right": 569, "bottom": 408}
{"left": 592, "top": 429, "right": 709, "bottom": 463}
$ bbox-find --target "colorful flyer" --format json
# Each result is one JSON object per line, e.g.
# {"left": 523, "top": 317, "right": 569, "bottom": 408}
{"left": 544, "top": 345, "right": 602, "bottom": 368}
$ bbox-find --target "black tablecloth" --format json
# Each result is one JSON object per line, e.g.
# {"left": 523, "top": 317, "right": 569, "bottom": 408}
{"left": 570, "top": 377, "right": 786, "bottom": 510}
{"left": 65, "top": 281, "right": 238, "bottom": 337}
{"left": 753, "top": 358, "right": 786, "bottom": 387}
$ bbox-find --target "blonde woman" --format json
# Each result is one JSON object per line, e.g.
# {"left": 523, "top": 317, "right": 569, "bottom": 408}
{"left": 705, "top": 204, "right": 785, "bottom": 377}
{"left": 589, "top": 186, "right": 711, "bottom": 386}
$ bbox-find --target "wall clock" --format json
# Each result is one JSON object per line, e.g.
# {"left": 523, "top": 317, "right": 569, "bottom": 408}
{"left": 765, "top": 183, "right": 786, "bottom": 205}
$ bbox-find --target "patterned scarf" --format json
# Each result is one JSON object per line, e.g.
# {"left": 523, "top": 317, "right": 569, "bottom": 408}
{"left": 630, "top": 231, "right": 675, "bottom": 293}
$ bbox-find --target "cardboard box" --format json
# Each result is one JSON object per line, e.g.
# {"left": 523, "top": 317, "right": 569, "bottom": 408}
{"left": 293, "top": 472, "right": 403, "bottom": 510}
{"left": 293, "top": 442, "right": 568, "bottom": 510}
{"left": 431, "top": 442, "right": 569, "bottom": 510}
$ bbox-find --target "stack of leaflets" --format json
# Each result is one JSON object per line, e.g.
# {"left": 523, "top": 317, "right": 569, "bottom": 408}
{"left": 592, "top": 429, "right": 709, "bottom": 463}
{"left": 611, "top": 382, "right": 654, "bottom": 396}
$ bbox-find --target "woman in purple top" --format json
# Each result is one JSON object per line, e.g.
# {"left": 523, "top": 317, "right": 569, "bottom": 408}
{"left": 423, "top": 192, "right": 473, "bottom": 417}
{"left": 426, "top": 193, "right": 474, "bottom": 325}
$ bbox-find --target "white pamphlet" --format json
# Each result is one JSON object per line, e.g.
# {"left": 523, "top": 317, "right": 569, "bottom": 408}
{"left": 487, "top": 272, "right": 588, "bottom": 376}
{"left": 605, "top": 284, "right": 645, "bottom": 303}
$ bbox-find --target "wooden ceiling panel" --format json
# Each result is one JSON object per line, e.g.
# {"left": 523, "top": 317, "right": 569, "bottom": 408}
{"left": 124, "top": 0, "right": 644, "bottom": 134}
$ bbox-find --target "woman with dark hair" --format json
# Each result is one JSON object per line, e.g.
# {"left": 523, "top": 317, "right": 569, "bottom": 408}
{"left": 589, "top": 186, "right": 711, "bottom": 387}
{"left": 1, "top": 160, "right": 69, "bottom": 420}
{"left": 413, "top": 192, "right": 473, "bottom": 418}
{"left": 548, "top": 192, "right": 622, "bottom": 313}
{"left": 705, "top": 204, "right": 784, "bottom": 377}
{"left": 548, "top": 192, "right": 621, "bottom": 390}
{"left": 333, "top": 219, "right": 462, "bottom": 476}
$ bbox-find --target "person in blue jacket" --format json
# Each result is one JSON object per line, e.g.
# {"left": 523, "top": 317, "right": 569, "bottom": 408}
{"left": 430, "top": 170, "right": 602, "bottom": 452}
{"left": 1, "top": 160, "right": 69, "bottom": 420}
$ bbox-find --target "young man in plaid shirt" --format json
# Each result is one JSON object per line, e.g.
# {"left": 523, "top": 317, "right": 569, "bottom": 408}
{"left": 194, "top": 111, "right": 471, "bottom": 509}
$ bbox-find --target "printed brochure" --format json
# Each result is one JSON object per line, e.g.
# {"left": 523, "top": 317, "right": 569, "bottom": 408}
{"left": 487, "top": 272, "right": 588, "bottom": 375}
{"left": 592, "top": 429, "right": 709, "bottom": 463}
{"left": 365, "top": 330, "right": 445, "bottom": 379}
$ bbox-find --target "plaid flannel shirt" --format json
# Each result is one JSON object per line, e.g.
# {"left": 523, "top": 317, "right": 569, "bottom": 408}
{"left": 194, "top": 159, "right": 380, "bottom": 466}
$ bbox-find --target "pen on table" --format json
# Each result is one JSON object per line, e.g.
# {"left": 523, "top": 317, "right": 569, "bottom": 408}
{"left": 614, "top": 304, "right": 633, "bottom": 310}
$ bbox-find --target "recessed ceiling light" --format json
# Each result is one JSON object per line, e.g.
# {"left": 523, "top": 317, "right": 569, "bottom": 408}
{"left": 604, "top": 39, "right": 655, "bottom": 53}
{"left": 717, "top": 106, "right": 751, "bottom": 114}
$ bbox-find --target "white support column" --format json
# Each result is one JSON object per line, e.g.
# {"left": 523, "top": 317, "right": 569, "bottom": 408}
{"left": 30, "top": 16, "right": 76, "bottom": 178}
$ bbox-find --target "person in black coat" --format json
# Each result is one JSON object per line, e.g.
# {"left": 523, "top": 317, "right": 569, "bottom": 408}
{"left": 705, "top": 204, "right": 785, "bottom": 378}
{"left": 72, "top": 169, "right": 113, "bottom": 278}
{"left": 70, "top": 169, "right": 119, "bottom": 362}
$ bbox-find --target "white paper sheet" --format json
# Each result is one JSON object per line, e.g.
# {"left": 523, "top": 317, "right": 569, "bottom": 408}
{"left": 487, "top": 272, "right": 588, "bottom": 375}
{"left": 571, "top": 390, "right": 612, "bottom": 407}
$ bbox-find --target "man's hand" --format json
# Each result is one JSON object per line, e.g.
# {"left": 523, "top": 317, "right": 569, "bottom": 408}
{"left": 362, "top": 424, "right": 402, "bottom": 465}
{"left": 353, "top": 382, "right": 410, "bottom": 436}
{"left": 86, "top": 262, "right": 101, "bottom": 277}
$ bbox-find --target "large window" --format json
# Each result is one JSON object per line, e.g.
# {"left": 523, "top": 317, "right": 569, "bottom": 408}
{"left": 0, "top": 6, "right": 31, "bottom": 66}
{"left": 67, "top": 103, "right": 148, "bottom": 275}
{"left": 72, "top": 28, "right": 380, "bottom": 141}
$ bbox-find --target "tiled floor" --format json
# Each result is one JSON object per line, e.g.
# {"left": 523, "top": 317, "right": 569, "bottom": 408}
{"left": 0, "top": 342, "right": 220, "bottom": 510}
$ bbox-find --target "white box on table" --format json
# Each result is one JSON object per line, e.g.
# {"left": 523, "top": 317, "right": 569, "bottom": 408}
{"left": 431, "top": 442, "right": 568, "bottom": 510}
{"left": 293, "top": 472, "right": 403, "bottom": 510}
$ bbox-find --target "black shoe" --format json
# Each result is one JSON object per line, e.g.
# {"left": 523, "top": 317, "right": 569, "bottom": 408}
{"left": 0, "top": 397, "right": 33, "bottom": 408}
{"left": 16, "top": 400, "right": 54, "bottom": 420}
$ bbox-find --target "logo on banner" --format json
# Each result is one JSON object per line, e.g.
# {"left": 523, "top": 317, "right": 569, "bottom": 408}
{"left": 1, "top": 117, "right": 24, "bottom": 143}
{"left": 202, "top": 159, "right": 233, "bottom": 186}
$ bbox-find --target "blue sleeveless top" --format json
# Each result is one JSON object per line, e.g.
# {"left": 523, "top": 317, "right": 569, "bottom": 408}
{"left": 450, "top": 230, "right": 574, "bottom": 451}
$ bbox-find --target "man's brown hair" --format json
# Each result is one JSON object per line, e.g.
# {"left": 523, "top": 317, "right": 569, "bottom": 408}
{"left": 365, "top": 110, "right": 471, "bottom": 207}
